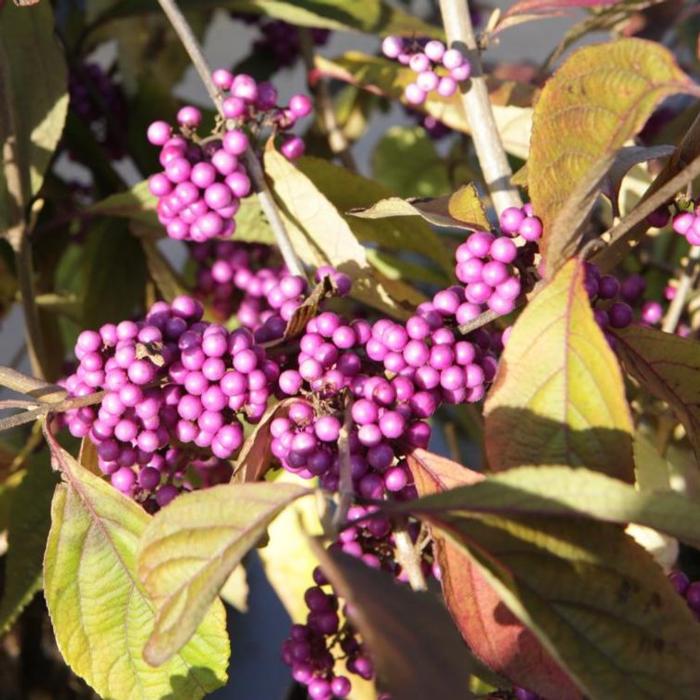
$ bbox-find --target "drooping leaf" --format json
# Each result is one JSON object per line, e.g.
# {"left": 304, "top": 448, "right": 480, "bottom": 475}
{"left": 310, "top": 540, "right": 476, "bottom": 700}
{"left": 421, "top": 509, "right": 700, "bottom": 700}
{"left": 372, "top": 126, "right": 451, "bottom": 198}
{"left": 140, "top": 237, "right": 189, "bottom": 303}
{"left": 315, "top": 53, "right": 535, "bottom": 157}
{"left": 0, "top": 452, "right": 57, "bottom": 634}
{"left": 43, "top": 445, "right": 229, "bottom": 699}
{"left": 264, "top": 146, "right": 425, "bottom": 318}
{"left": 528, "top": 38, "right": 695, "bottom": 266}
{"left": 0, "top": 1, "right": 68, "bottom": 237}
{"left": 484, "top": 259, "right": 634, "bottom": 480}
{"left": 614, "top": 325, "right": 700, "bottom": 461}
{"left": 138, "top": 481, "right": 307, "bottom": 665}
{"left": 493, "top": 0, "right": 618, "bottom": 34}
{"left": 406, "top": 450, "right": 581, "bottom": 698}
{"left": 296, "top": 155, "right": 453, "bottom": 275}
{"left": 349, "top": 183, "right": 490, "bottom": 232}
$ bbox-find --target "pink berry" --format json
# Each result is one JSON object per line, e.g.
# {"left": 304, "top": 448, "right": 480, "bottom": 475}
{"left": 381, "top": 35, "right": 403, "bottom": 59}
{"left": 442, "top": 48, "right": 464, "bottom": 70}
{"left": 404, "top": 83, "right": 427, "bottom": 105}
{"left": 147, "top": 120, "right": 171, "bottom": 146}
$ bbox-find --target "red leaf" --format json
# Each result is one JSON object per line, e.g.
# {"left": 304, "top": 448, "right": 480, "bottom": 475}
{"left": 406, "top": 450, "right": 581, "bottom": 700}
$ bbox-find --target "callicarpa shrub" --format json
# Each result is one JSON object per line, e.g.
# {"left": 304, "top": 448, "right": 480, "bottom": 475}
{"left": 2, "top": 1, "right": 700, "bottom": 699}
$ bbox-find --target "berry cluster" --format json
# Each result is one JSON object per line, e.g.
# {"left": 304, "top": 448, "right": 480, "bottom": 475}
{"left": 61, "top": 296, "right": 276, "bottom": 509}
{"left": 584, "top": 264, "right": 639, "bottom": 334}
{"left": 499, "top": 204, "right": 544, "bottom": 242}
{"left": 669, "top": 570, "right": 700, "bottom": 619}
{"left": 147, "top": 70, "right": 312, "bottom": 242}
{"left": 254, "top": 21, "right": 330, "bottom": 70}
{"left": 68, "top": 62, "right": 127, "bottom": 160}
{"left": 672, "top": 203, "right": 700, "bottom": 245}
{"left": 381, "top": 37, "right": 470, "bottom": 104}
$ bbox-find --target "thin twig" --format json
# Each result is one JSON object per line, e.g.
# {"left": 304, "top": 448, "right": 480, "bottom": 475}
{"left": 0, "top": 366, "right": 66, "bottom": 402}
{"left": 662, "top": 246, "right": 700, "bottom": 334}
{"left": 155, "top": 0, "right": 305, "bottom": 277}
{"left": 332, "top": 399, "right": 354, "bottom": 532}
{"left": 393, "top": 528, "right": 427, "bottom": 591}
{"left": 438, "top": 0, "right": 522, "bottom": 215}
{"left": 0, "top": 390, "right": 105, "bottom": 433}
{"left": 299, "top": 29, "right": 358, "bottom": 172}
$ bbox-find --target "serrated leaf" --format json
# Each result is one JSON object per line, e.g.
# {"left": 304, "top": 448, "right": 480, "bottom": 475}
{"left": 372, "top": 126, "right": 451, "bottom": 198}
{"left": 296, "top": 155, "right": 453, "bottom": 275}
{"left": 614, "top": 325, "right": 700, "bottom": 461}
{"left": 310, "top": 540, "right": 476, "bottom": 700}
{"left": 43, "top": 445, "right": 229, "bottom": 700}
{"left": 528, "top": 38, "right": 695, "bottom": 266}
{"left": 406, "top": 450, "right": 577, "bottom": 699}
{"left": 0, "top": 1, "right": 68, "bottom": 236}
{"left": 422, "top": 510, "right": 700, "bottom": 700}
{"left": 349, "top": 183, "right": 490, "bottom": 231}
{"left": 138, "top": 481, "right": 307, "bottom": 665}
{"left": 484, "top": 259, "right": 634, "bottom": 480}
{"left": 315, "top": 53, "right": 535, "bottom": 157}
{"left": 0, "top": 453, "right": 57, "bottom": 634}
{"left": 264, "top": 145, "right": 424, "bottom": 318}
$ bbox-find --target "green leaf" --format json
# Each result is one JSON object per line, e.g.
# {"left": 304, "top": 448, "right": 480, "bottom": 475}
{"left": 613, "top": 325, "right": 700, "bottom": 461}
{"left": 405, "top": 464, "right": 700, "bottom": 549}
{"left": 310, "top": 541, "right": 476, "bottom": 700}
{"left": 138, "top": 481, "right": 307, "bottom": 665}
{"left": 264, "top": 146, "right": 425, "bottom": 318}
{"left": 296, "top": 155, "right": 453, "bottom": 275}
{"left": 43, "top": 445, "right": 229, "bottom": 700}
{"left": 633, "top": 429, "right": 672, "bottom": 493}
{"left": 421, "top": 510, "right": 700, "bottom": 700}
{"left": 484, "top": 259, "right": 634, "bottom": 480}
{"left": 88, "top": 180, "right": 159, "bottom": 227}
{"left": 82, "top": 219, "right": 147, "bottom": 327}
{"left": 97, "top": 0, "right": 443, "bottom": 38}
{"left": 140, "top": 237, "right": 189, "bottom": 304}
{"left": 0, "top": 452, "right": 57, "bottom": 634}
{"left": 0, "top": 1, "right": 68, "bottom": 236}
{"left": 315, "top": 53, "right": 534, "bottom": 157}
{"left": 349, "top": 183, "right": 491, "bottom": 232}
{"left": 528, "top": 38, "right": 695, "bottom": 265}
{"left": 372, "top": 126, "right": 451, "bottom": 198}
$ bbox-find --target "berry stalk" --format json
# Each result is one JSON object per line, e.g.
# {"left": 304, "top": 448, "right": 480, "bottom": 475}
{"left": 437, "top": 0, "right": 522, "bottom": 215}
{"left": 155, "top": 0, "right": 305, "bottom": 278}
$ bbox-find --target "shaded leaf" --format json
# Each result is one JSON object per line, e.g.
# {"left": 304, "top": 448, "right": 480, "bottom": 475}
{"left": 264, "top": 146, "right": 424, "bottom": 318}
{"left": 138, "top": 481, "right": 307, "bottom": 665}
{"left": 0, "top": 453, "right": 56, "bottom": 634}
{"left": 88, "top": 180, "right": 158, "bottom": 226}
{"left": 140, "top": 237, "right": 189, "bottom": 303}
{"left": 494, "top": 0, "right": 618, "bottom": 34}
{"left": 485, "top": 260, "right": 634, "bottom": 480}
{"left": 528, "top": 38, "right": 695, "bottom": 264}
{"left": 350, "top": 183, "right": 490, "bottom": 231}
{"left": 0, "top": 1, "right": 68, "bottom": 236}
{"left": 283, "top": 274, "right": 335, "bottom": 340}
{"left": 614, "top": 325, "right": 700, "bottom": 461}
{"left": 372, "top": 125, "right": 451, "bottom": 198}
{"left": 310, "top": 540, "right": 476, "bottom": 700}
{"left": 44, "top": 444, "right": 228, "bottom": 699}
{"left": 422, "top": 510, "right": 700, "bottom": 700}
{"left": 633, "top": 429, "right": 671, "bottom": 492}
{"left": 297, "top": 155, "right": 453, "bottom": 275}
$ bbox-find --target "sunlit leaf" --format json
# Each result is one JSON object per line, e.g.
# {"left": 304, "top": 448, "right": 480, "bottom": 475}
{"left": 264, "top": 146, "right": 425, "bottom": 318}
{"left": 484, "top": 259, "right": 634, "bottom": 480}
{"left": 44, "top": 445, "right": 228, "bottom": 699}
{"left": 138, "top": 481, "right": 307, "bottom": 665}
{"left": 528, "top": 38, "right": 695, "bottom": 267}
{"left": 614, "top": 325, "right": 700, "bottom": 461}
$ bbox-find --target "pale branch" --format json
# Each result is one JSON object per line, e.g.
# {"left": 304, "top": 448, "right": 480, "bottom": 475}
{"left": 155, "top": 0, "right": 305, "bottom": 278}
{"left": 0, "top": 366, "right": 66, "bottom": 402}
{"left": 438, "top": 0, "right": 522, "bottom": 215}
{"left": 662, "top": 246, "right": 700, "bottom": 334}
{"left": 299, "top": 29, "right": 358, "bottom": 173}
{"left": 393, "top": 528, "right": 428, "bottom": 592}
